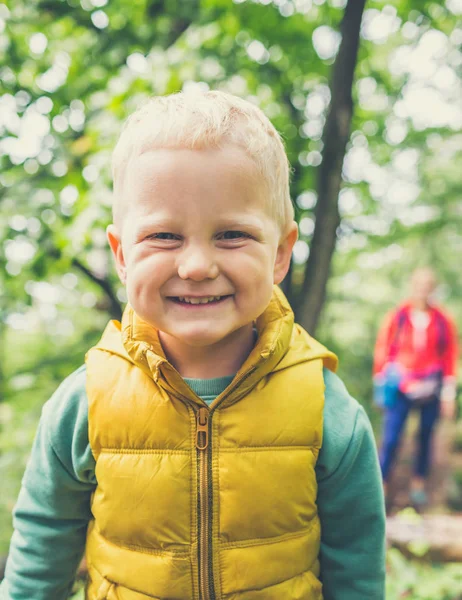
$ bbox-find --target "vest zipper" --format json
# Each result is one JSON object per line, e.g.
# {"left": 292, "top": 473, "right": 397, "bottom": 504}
{"left": 194, "top": 366, "right": 257, "bottom": 600}
{"left": 196, "top": 407, "right": 213, "bottom": 600}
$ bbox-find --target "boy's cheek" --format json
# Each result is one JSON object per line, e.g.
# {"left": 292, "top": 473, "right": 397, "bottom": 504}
{"left": 126, "top": 261, "right": 168, "bottom": 298}
{"left": 231, "top": 247, "right": 274, "bottom": 274}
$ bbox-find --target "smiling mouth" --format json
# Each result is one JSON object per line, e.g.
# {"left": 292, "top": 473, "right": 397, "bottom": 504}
{"left": 168, "top": 295, "right": 231, "bottom": 306}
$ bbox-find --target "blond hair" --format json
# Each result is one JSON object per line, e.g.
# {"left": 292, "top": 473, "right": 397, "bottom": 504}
{"left": 111, "top": 90, "right": 294, "bottom": 231}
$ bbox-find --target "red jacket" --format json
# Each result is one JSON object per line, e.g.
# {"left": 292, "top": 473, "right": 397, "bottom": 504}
{"left": 374, "top": 303, "right": 458, "bottom": 380}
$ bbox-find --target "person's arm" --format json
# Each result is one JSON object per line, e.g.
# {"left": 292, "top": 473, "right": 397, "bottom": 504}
{"left": 0, "top": 366, "right": 96, "bottom": 600}
{"left": 373, "top": 310, "right": 396, "bottom": 376}
{"left": 316, "top": 368, "right": 386, "bottom": 600}
{"left": 440, "top": 315, "right": 459, "bottom": 419}
{"left": 441, "top": 313, "right": 458, "bottom": 386}
{"left": 444, "top": 314, "right": 458, "bottom": 378}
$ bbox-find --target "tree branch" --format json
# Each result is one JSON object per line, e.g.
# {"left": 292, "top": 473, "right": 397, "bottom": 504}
{"left": 72, "top": 258, "right": 122, "bottom": 320}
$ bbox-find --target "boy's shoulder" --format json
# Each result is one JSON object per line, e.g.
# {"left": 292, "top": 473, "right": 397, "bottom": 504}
{"left": 44, "top": 364, "right": 365, "bottom": 438}
{"left": 319, "top": 367, "right": 374, "bottom": 478}
{"left": 322, "top": 367, "right": 365, "bottom": 431}
{"left": 323, "top": 367, "right": 361, "bottom": 413}
{"left": 41, "top": 365, "right": 88, "bottom": 446}
{"left": 44, "top": 365, "right": 87, "bottom": 411}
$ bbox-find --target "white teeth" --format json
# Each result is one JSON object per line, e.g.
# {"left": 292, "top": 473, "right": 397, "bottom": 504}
{"left": 177, "top": 296, "right": 222, "bottom": 304}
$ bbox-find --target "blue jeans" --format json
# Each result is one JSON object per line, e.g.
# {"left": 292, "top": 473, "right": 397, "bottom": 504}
{"left": 379, "top": 391, "right": 440, "bottom": 481}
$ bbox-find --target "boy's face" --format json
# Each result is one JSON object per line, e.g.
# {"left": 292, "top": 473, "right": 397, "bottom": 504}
{"left": 107, "top": 145, "right": 297, "bottom": 350}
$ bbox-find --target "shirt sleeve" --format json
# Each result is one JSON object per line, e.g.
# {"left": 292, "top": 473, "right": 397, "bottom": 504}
{"left": 316, "top": 368, "right": 386, "bottom": 600}
{"left": 0, "top": 366, "right": 96, "bottom": 600}
{"left": 442, "top": 313, "right": 459, "bottom": 378}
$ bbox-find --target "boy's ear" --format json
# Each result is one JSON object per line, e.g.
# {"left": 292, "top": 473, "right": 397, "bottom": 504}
{"left": 107, "top": 224, "right": 127, "bottom": 284}
{"left": 273, "top": 221, "right": 298, "bottom": 285}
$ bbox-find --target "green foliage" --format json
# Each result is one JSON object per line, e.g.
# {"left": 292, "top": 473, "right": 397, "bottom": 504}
{"left": 453, "top": 423, "right": 462, "bottom": 452}
{"left": 386, "top": 548, "right": 462, "bottom": 600}
{"left": 69, "top": 582, "right": 85, "bottom": 599}
{"left": 447, "top": 467, "right": 462, "bottom": 512}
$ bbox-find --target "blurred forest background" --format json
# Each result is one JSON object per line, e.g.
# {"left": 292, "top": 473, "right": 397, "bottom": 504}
{"left": 1, "top": 0, "right": 462, "bottom": 597}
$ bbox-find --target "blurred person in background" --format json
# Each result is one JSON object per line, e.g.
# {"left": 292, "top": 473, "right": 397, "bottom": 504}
{"left": 374, "top": 267, "right": 458, "bottom": 506}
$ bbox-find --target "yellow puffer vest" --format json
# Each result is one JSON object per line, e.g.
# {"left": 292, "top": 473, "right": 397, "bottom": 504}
{"left": 85, "top": 287, "right": 337, "bottom": 600}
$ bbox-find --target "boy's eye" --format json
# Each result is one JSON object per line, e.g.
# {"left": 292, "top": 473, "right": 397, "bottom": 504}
{"left": 219, "top": 231, "right": 250, "bottom": 240}
{"left": 148, "top": 232, "right": 179, "bottom": 241}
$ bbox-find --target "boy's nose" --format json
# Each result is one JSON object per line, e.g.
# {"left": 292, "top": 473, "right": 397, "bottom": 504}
{"left": 177, "top": 247, "right": 219, "bottom": 281}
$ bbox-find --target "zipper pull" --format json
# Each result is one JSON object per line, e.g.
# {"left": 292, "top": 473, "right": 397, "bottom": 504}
{"left": 196, "top": 407, "right": 209, "bottom": 450}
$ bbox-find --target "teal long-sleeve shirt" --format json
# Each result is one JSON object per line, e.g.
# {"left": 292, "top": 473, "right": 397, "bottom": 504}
{"left": 0, "top": 366, "right": 386, "bottom": 600}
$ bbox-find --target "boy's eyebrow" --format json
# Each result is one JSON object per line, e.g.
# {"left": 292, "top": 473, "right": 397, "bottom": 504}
{"left": 133, "top": 216, "right": 178, "bottom": 235}
{"left": 133, "top": 216, "right": 267, "bottom": 235}
{"left": 214, "top": 217, "right": 266, "bottom": 233}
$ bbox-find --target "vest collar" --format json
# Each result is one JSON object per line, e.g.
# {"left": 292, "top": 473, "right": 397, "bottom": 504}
{"left": 117, "top": 286, "right": 295, "bottom": 407}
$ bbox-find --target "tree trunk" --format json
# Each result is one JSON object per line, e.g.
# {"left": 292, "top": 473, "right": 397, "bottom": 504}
{"left": 296, "top": 0, "right": 366, "bottom": 335}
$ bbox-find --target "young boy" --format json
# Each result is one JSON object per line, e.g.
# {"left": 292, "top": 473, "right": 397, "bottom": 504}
{"left": 1, "top": 91, "right": 385, "bottom": 600}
